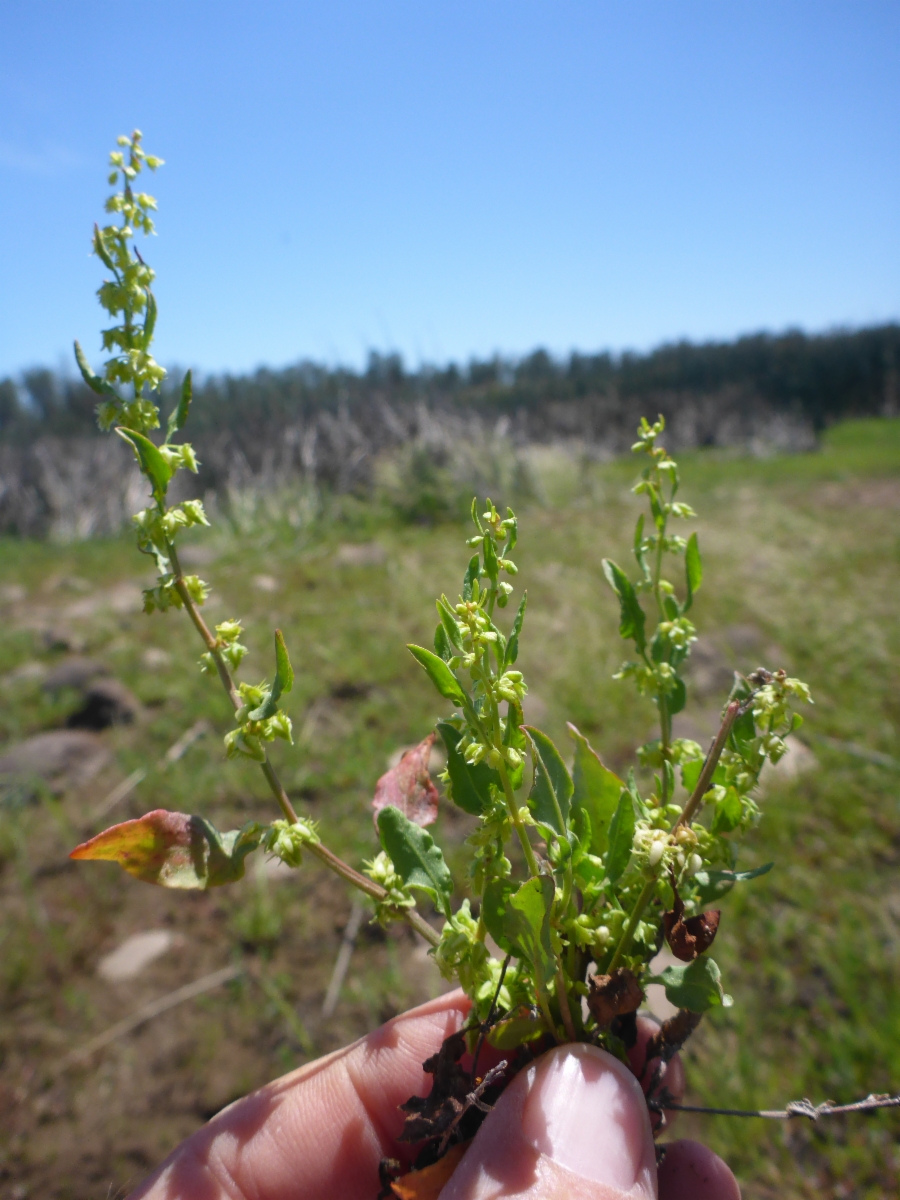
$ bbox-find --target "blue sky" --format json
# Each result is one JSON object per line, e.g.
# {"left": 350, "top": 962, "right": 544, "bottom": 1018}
{"left": 1, "top": 1, "right": 898, "bottom": 378}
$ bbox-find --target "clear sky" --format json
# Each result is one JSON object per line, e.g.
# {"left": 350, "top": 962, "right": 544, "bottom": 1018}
{"left": 1, "top": 1, "right": 898, "bottom": 378}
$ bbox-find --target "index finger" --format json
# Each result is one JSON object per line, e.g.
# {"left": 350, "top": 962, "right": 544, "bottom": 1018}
{"left": 129, "top": 990, "right": 470, "bottom": 1200}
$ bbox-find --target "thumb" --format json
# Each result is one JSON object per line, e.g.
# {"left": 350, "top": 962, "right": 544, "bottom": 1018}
{"left": 440, "top": 1042, "right": 657, "bottom": 1200}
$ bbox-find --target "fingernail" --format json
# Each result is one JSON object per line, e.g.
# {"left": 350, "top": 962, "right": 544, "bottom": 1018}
{"left": 522, "top": 1043, "right": 656, "bottom": 1195}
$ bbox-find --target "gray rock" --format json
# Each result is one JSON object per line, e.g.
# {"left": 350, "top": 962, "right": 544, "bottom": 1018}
{"left": 97, "top": 930, "right": 182, "bottom": 982}
{"left": 0, "top": 730, "right": 110, "bottom": 794}
{"left": 686, "top": 637, "right": 737, "bottom": 700}
{"left": 335, "top": 542, "right": 387, "bottom": 567}
{"left": 43, "top": 656, "right": 110, "bottom": 693}
{"left": 66, "top": 678, "right": 142, "bottom": 730}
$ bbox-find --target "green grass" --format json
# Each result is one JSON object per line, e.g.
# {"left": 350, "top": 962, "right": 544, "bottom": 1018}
{"left": 1, "top": 417, "right": 900, "bottom": 1197}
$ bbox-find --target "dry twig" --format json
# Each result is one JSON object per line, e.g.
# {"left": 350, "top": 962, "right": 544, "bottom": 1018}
{"left": 436, "top": 1061, "right": 508, "bottom": 1157}
{"left": 92, "top": 719, "right": 211, "bottom": 819}
{"left": 650, "top": 1089, "right": 900, "bottom": 1121}
{"left": 321, "top": 899, "right": 366, "bottom": 1018}
{"left": 58, "top": 963, "right": 242, "bottom": 1070}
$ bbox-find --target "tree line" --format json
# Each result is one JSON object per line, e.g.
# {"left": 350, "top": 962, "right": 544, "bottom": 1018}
{"left": 2, "top": 323, "right": 898, "bottom": 444}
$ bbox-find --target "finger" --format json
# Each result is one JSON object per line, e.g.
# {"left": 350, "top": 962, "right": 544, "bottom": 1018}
{"left": 657, "top": 1139, "right": 741, "bottom": 1200}
{"left": 440, "top": 1042, "right": 658, "bottom": 1200}
{"left": 128, "top": 990, "right": 470, "bottom": 1200}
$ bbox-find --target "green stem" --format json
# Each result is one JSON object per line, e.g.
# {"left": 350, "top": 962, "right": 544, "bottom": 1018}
{"left": 534, "top": 974, "right": 558, "bottom": 1041}
{"left": 659, "top": 692, "right": 671, "bottom": 804}
{"left": 606, "top": 706, "right": 743, "bottom": 973}
{"left": 606, "top": 876, "right": 657, "bottom": 974}
{"left": 165, "top": 542, "right": 440, "bottom": 947}
{"left": 555, "top": 959, "right": 578, "bottom": 1042}
{"left": 497, "top": 760, "right": 540, "bottom": 878}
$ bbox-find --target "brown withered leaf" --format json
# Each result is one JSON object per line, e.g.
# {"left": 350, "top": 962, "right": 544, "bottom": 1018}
{"left": 377, "top": 1158, "right": 403, "bottom": 1200}
{"left": 398, "top": 1030, "right": 470, "bottom": 1143}
{"left": 645, "top": 1008, "right": 703, "bottom": 1066}
{"left": 373, "top": 733, "right": 439, "bottom": 828}
{"left": 390, "top": 1142, "right": 470, "bottom": 1200}
{"left": 587, "top": 968, "right": 644, "bottom": 1028}
{"left": 663, "top": 877, "right": 720, "bottom": 961}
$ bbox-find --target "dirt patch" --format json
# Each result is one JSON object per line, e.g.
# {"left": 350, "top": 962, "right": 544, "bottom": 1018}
{"left": 0, "top": 794, "right": 442, "bottom": 1200}
{"left": 816, "top": 478, "right": 900, "bottom": 509}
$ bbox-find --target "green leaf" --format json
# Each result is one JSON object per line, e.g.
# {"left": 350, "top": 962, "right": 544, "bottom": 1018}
{"left": 625, "top": 767, "right": 646, "bottom": 817}
{"left": 502, "top": 699, "right": 526, "bottom": 790}
{"left": 142, "top": 289, "right": 158, "bottom": 349}
{"left": 487, "top": 1008, "right": 546, "bottom": 1049}
{"left": 504, "top": 591, "right": 527, "bottom": 666}
{"left": 648, "top": 485, "right": 666, "bottom": 532}
{"left": 70, "top": 810, "right": 261, "bottom": 888}
{"left": 633, "top": 512, "right": 648, "bottom": 577}
{"left": 567, "top": 723, "right": 622, "bottom": 856}
{"left": 463, "top": 554, "right": 480, "bottom": 601}
{"left": 482, "top": 877, "right": 518, "bottom": 955}
{"left": 92, "top": 223, "right": 117, "bottom": 272}
{"left": 503, "top": 508, "right": 517, "bottom": 554}
{"left": 668, "top": 676, "right": 687, "bottom": 716}
{"left": 247, "top": 630, "right": 294, "bottom": 721}
{"left": 376, "top": 805, "right": 453, "bottom": 917}
{"left": 606, "top": 790, "right": 636, "bottom": 884}
{"left": 486, "top": 617, "right": 507, "bottom": 661}
{"left": 508, "top": 876, "right": 556, "bottom": 984}
{"left": 437, "top": 720, "right": 498, "bottom": 815}
{"left": 483, "top": 532, "right": 499, "bottom": 582}
{"left": 684, "top": 532, "right": 702, "bottom": 611}
{"left": 523, "top": 727, "right": 572, "bottom": 836}
{"left": 712, "top": 787, "right": 743, "bottom": 834}
{"left": 485, "top": 876, "right": 555, "bottom": 982}
{"left": 407, "top": 645, "right": 466, "bottom": 705}
{"left": 273, "top": 629, "right": 294, "bottom": 698}
{"left": 434, "top": 622, "right": 452, "bottom": 662}
{"left": 699, "top": 862, "right": 774, "bottom": 885}
{"left": 116, "top": 427, "right": 173, "bottom": 503}
{"left": 166, "top": 370, "right": 192, "bottom": 441}
{"left": 694, "top": 862, "right": 773, "bottom": 905}
{"left": 436, "top": 596, "right": 464, "bottom": 651}
{"left": 74, "top": 340, "right": 117, "bottom": 398}
{"left": 647, "top": 956, "right": 733, "bottom": 1013}
{"left": 681, "top": 758, "right": 726, "bottom": 795}
{"left": 602, "top": 559, "right": 646, "bottom": 653}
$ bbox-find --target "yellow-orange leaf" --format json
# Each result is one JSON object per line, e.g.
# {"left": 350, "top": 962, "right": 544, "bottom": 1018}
{"left": 70, "top": 809, "right": 261, "bottom": 889}
{"left": 391, "top": 1142, "right": 470, "bottom": 1200}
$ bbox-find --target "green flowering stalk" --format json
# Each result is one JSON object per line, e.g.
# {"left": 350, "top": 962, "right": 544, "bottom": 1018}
{"left": 69, "top": 139, "right": 817, "bottom": 1165}
{"left": 70, "top": 135, "right": 441, "bottom": 950}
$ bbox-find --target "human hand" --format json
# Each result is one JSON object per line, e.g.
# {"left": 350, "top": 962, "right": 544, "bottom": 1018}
{"left": 129, "top": 991, "right": 740, "bottom": 1200}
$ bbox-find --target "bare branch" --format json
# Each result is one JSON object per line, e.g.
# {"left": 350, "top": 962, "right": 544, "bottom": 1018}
{"left": 649, "top": 1089, "right": 900, "bottom": 1121}
{"left": 437, "top": 1060, "right": 509, "bottom": 1157}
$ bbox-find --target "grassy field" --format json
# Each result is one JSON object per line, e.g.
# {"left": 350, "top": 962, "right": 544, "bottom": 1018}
{"left": 1, "top": 417, "right": 899, "bottom": 1199}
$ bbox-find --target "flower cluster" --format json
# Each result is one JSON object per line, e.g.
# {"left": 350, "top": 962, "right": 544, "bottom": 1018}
{"left": 262, "top": 818, "right": 320, "bottom": 868}
{"left": 200, "top": 620, "right": 249, "bottom": 675}
{"left": 224, "top": 680, "right": 294, "bottom": 762}
{"left": 82, "top": 131, "right": 168, "bottom": 429}
{"left": 363, "top": 851, "right": 417, "bottom": 925}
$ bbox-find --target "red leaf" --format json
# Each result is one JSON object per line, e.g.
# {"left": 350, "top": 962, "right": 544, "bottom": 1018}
{"left": 373, "top": 734, "right": 439, "bottom": 828}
